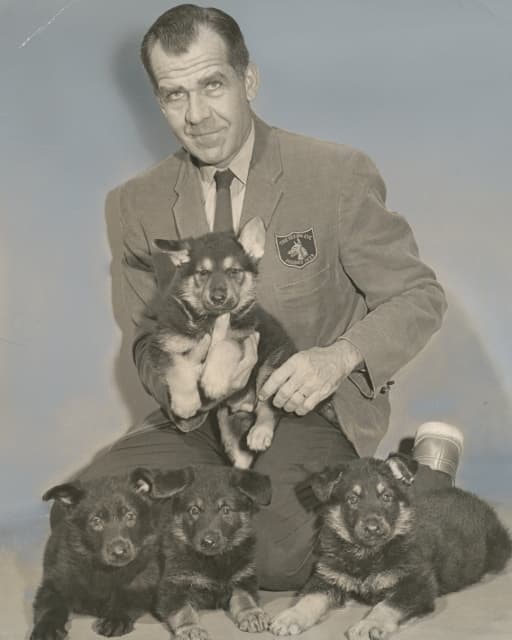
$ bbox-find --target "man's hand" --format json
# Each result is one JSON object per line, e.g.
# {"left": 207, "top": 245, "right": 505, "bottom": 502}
{"left": 258, "top": 340, "right": 364, "bottom": 415}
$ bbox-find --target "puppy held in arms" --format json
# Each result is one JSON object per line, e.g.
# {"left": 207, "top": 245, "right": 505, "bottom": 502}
{"left": 270, "top": 454, "right": 511, "bottom": 640}
{"left": 146, "top": 217, "right": 295, "bottom": 468}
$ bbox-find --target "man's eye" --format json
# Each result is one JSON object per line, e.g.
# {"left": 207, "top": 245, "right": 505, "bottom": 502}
{"left": 162, "top": 90, "right": 185, "bottom": 103}
{"left": 206, "top": 80, "right": 222, "bottom": 92}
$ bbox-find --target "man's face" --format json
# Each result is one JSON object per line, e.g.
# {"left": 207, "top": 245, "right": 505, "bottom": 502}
{"left": 150, "top": 27, "right": 259, "bottom": 168}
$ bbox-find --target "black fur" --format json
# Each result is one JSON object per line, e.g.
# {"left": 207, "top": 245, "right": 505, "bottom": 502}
{"left": 303, "top": 455, "right": 512, "bottom": 632}
{"left": 144, "top": 218, "right": 296, "bottom": 466}
{"left": 133, "top": 465, "right": 272, "bottom": 635}
{"left": 30, "top": 476, "right": 160, "bottom": 639}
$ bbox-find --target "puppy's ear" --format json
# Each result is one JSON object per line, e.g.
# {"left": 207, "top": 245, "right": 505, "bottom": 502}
{"left": 42, "top": 483, "right": 85, "bottom": 507}
{"left": 139, "top": 467, "right": 194, "bottom": 499}
{"left": 385, "top": 454, "right": 418, "bottom": 485}
{"left": 130, "top": 468, "right": 156, "bottom": 497}
{"left": 237, "top": 217, "right": 266, "bottom": 261}
{"left": 154, "top": 238, "right": 191, "bottom": 267}
{"left": 310, "top": 466, "right": 346, "bottom": 503}
{"left": 230, "top": 469, "right": 272, "bottom": 506}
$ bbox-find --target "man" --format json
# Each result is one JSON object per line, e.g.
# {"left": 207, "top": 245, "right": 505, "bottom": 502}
{"left": 79, "top": 5, "right": 462, "bottom": 589}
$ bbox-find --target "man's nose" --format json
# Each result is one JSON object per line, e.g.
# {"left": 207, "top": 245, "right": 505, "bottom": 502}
{"left": 185, "top": 91, "right": 210, "bottom": 125}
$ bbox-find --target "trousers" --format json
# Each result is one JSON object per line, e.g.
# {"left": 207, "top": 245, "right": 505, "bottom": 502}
{"left": 65, "top": 408, "right": 449, "bottom": 590}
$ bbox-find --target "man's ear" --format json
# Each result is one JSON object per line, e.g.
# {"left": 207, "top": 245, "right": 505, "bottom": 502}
{"left": 244, "top": 62, "right": 260, "bottom": 101}
{"left": 230, "top": 468, "right": 272, "bottom": 506}
{"left": 42, "top": 483, "right": 85, "bottom": 507}
{"left": 154, "top": 238, "right": 191, "bottom": 267}
{"left": 237, "top": 217, "right": 266, "bottom": 261}
{"left": 131, "top": 467, "right": 194, "bottom": 499}
{"left": 310, "top": 465, "right": 347, "bottom": 503}
{"left": 385, "top": 454, "right": 418, "bottom": 486}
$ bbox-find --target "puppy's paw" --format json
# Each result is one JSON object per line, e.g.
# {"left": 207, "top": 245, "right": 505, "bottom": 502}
{"left": 345, "top": 619, "right": 396, "bottom": 640}
{"left": 246, "top": 423, "right": 274, "bottom": 451}
{"left": 200, "top": 365, "right": 232, "bottom": 400}
{"left": 30, "top": 620, "right": 67, "bottom": 640}
{"left": 94, "top": 617, "right": 134, "bottom": 637}
{"left": 175, "top": 624, "right": 210, "bottom": 640}
{"left": 235, "top": 606, "right": 270, "bottom": 633}
{"left": 270, "top": 608, "right": 309, "bottom": 636}
{"left": 171, "top": 390, "right": 202, "bottom": 419}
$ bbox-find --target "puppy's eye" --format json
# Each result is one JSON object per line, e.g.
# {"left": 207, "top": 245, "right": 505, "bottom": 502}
{"left": 188, "top": 505, "right": 201, "bottom": 517}
{"left": 90, "top": 516, "right": 104, "bottom": 531}
{"left": 125, "top": 511, "right": 137, "bottom": 525}
{"left": 381, "top": 492, "right": 394, "bottom": 504}
{"left": 220, "top": 505, "right": 232, "bottom": 515}
{"left": 346, "top": 494, "right": 359, "bottom": 506}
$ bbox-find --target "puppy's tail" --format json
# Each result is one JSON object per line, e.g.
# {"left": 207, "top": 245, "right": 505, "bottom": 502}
{"left": 485, "top": 516, "right": 512, "bottom": 573}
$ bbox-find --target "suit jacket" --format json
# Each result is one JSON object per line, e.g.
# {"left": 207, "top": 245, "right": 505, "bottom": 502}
{"left": 109, "top": 116, "right": 447, "bottom": 456}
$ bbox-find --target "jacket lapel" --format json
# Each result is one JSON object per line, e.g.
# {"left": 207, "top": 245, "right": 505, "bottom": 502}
{"left": 172, "top": 117, "right": 283, "bottom": 238}
{"left": 239, "top": 116, "right": 283, "bottom": 231}
{"left": 172, "top": 151, "right": 210, "bottom": 239}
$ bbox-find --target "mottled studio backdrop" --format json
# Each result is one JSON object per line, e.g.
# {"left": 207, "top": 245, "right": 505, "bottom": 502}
{"left": 2, "top": 0, "right": 511, "bottom": 522}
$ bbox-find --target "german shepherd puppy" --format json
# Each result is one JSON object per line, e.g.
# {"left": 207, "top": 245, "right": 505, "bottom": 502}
{"left": 146, "top": 216, "right": 296, "bottom": 467}
{"left": 30, "top": 475, "right": 160, "bottom": 639}
{"left": 132, "top": 465, "right": 271, "bottom": 639}
{"left": 271, "top": 454, "right": 511, "bottom": 639}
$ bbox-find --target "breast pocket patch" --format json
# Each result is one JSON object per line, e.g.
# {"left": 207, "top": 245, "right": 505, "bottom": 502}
{"left": 275, "top": 228, "right": 317, "bottom": 269}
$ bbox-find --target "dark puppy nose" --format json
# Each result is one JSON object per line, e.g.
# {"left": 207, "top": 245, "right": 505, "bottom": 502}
{"left": 200, "top": 531, "right": 221, "bottom": 550}
{"left": 108, "top": 538, "right": 131, "bottom": 558}
{"left": 210, "top": 289, "right": 227, "bottom": 305}
{"left": 362, "top": 518, "right": 383, "bottom": 536}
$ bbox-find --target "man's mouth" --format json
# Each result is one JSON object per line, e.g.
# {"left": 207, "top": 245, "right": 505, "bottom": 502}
{"left": 189, "top": 129, "right": 225, "bottom": 146}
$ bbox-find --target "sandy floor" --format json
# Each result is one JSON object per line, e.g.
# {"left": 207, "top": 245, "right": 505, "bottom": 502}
{"left": 2, "top": 504, "right": 511, "bottom": 640}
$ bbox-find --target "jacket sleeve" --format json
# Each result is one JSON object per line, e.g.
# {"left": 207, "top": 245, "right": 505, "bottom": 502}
{"left": 110, "top": 186, "right": 173, "bottom": 415}
{"left": 337, "top": 150, "right": 447, "bottom": 397}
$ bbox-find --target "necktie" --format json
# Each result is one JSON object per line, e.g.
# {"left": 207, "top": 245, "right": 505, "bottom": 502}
{"left": 213, "top": 169, "right": 235, "bottom": 233}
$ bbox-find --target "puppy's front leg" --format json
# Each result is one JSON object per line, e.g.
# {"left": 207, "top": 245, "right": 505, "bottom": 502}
{"left": 30, "top": 582, "right": 70, "bottom": 640}
{"left": 229, "top": 587, "right": 269, "bottom": 633}
{"left": 270, "top": 593, "right": 331, "bottom": 636}
{"left": 270, "top": 576, "right": 340, "bottom": 636}
{"left": 166, "top": 360, "right": 202, "bottom": 419}
{"left": 163, "top": 603, "right": 208, "bottom": 640}
{"left": 157, "top": 582, "right": 209, "bottom": 640}
{"left": 345, "top": 575, "right": 436, "bottom": 640}
{"left": 246, "top": 400, "right": 278, "bottom": 452}
{"left": 201, "top": 314, "right": 243, "bottom": 399}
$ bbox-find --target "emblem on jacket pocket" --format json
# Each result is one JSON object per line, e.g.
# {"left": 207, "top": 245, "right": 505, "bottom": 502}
{"left": 275, "top": 228, "right": 317, "bottom": 269}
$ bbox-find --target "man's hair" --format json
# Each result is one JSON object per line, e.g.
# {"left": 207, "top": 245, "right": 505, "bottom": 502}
{"left": 141, "top": 4, "right": 250, "bottom": 91}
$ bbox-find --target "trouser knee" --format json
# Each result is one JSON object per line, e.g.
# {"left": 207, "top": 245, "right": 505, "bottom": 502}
{"left": 255, "top": 532, "right": 315, "bottom": 591}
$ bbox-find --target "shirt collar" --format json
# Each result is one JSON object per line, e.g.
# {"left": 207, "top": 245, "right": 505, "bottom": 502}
{"left": 198, "top": 120, "right": 255, "bottom": 186}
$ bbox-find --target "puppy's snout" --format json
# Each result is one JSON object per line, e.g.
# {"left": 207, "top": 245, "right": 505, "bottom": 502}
{"left": 200, "top": 530, "right": 221, "bottom": 551}
{"left": 362, "top": 517, "right": 384, "bottom": 536}
{"left": 210, "top": 288, "right": 227, "bottom": 305}
{"left": 105, "top": 538, "right": 135, "bottom": 565}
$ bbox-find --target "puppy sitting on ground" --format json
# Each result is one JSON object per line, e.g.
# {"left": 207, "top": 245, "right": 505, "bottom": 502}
{"left": 30, "top": 474, "right": 160, "bottom": 639}
{"left": 132, "top": 465, "right": 271, "bottom": 639}
{"left": 145, "top": 216, "right": 296, "bottom": 467}
{"left": 271, "top": 454, "right": 511, "bottom": 640}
